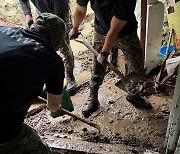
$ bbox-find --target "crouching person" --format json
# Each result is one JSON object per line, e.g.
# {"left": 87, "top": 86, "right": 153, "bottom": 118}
{"left": 0, "top": 13, "right": 68, "bottom": 154}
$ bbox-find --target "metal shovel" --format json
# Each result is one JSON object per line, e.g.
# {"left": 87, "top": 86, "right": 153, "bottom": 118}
{"left": 74, "top": 39, "right": 148, "bottom": 93}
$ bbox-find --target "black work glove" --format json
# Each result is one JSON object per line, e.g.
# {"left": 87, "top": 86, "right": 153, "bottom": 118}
{"left": 69, "top": 29, "right": 81, "bottom": 40}
{"left": 26, "top": 20, "right": 34, "bottom": 26}
{"left": 25, "top": 15, "right": 34, "bottom": 29}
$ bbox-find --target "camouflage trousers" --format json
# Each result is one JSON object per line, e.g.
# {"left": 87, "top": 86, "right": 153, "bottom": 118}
{"left": 0, "top": 123, "right": 52, "bottom": 154}
{"left": 57, "top": 10, "right": 74, "bottom": 75}
{"left": 91, "top": 31, "right": 144, "bottom": 92}
{"left": 37, "top": 8, "right": 74, "bottom": 76}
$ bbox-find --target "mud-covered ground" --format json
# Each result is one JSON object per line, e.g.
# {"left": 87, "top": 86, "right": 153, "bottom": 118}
{"left": 0, "top": 1, "right": 173, "bottom": 154}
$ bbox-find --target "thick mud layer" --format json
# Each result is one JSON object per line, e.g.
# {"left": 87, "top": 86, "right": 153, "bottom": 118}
{"left": 25, "top": 75, "right": 171, "bottom": 153}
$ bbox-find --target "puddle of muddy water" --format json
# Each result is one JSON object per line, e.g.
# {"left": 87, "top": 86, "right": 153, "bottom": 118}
{"left": 96, "top": 111, "right": 168, "bottom": 139}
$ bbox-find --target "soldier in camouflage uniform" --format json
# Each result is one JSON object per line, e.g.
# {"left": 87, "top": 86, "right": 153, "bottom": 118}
{"left": 70, "top": 0, "right": 144, "bottom": 117}
{"left": 0, "top": 13, "right": 67, "bottom": 153}
{"left": 19, "top": 0, "right": 76, "bottom": 93}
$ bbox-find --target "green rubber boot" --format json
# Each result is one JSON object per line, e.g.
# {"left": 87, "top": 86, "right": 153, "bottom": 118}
{"left": 51, "top": 89, "right": 74, "bottom": 118}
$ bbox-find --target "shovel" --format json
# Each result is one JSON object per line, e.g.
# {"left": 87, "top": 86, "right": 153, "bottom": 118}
{"left": 74, "top": 39, "right": 148, "bottom": 94}
{"left": 37, "top": 96, "right": 101, "bottom": 132}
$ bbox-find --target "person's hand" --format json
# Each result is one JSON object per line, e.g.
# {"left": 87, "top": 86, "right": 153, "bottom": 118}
{"left": 97, "top": 51, "right": 109, "bottom": 64}
{"left": 50, "top": 89, "right": 74, "bottom": 118}
{"left": 25, "top": 15, "right": 34, "bottom": 29}
{"left": 69, "top": 28, "right": 81, "bottom": 40}
{"left": 50, "top": 107, "right": 64, "bottom": 118}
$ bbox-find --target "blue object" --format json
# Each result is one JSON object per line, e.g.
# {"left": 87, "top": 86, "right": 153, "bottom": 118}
{"left": 160, "top": 44, "right": 174, "bottom": 59}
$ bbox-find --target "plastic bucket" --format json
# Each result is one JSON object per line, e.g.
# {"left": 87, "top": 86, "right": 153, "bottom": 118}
{"left": 160, "top": 44, "right": 174, "bottom": 59}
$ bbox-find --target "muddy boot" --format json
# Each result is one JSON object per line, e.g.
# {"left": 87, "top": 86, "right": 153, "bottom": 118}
{"left": 126, "top": 94, "right": 153, "bottom": 109}
{"left": 82, "top": 92, "right": 100, "bottom": 118}
{"left": 66, "top": 71, "right": 76, "bottom": 95}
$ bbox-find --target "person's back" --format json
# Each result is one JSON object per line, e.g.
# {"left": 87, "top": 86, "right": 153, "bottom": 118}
{"left": 0, "top": 13, "right": 68, "bottom": 154}
{"left": 0, "top": 25, "right": 64, "bottom": 143}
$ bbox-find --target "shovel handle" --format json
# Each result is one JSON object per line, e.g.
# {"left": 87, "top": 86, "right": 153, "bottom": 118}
{"left": 37, "top": 96, "right": 100, "bottom": 131}
{"left": 74, "top": 39, "right": 126, "bottom": 80}
{"left": 61, "top": 108, "right": 100, "bottom": 130}
{"left": 74, "top": 39, "right": 99, "bottom": 57}
{"left": 155, "top": 29, "right": 174, "bottom": 83}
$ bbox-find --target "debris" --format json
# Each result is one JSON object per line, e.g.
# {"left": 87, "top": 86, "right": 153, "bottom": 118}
{"left": 144, "top": 150, "right": 160, "bottom": 154}
{"left": 166, "top": 56, "right": 180, "bottom": 75}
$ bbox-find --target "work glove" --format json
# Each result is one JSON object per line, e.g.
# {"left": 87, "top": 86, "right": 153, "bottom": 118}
{"left": 50, "top": 108, "right": 63, "bottom": 118}
{"left": 97, "top": 51, "right": 109, "bottom": 64}
{"left": 25, "top": 15, "right": 34, "bottom": 29}
{"left": 69, "top": 29, "right": 81, "bottom": 40}
{"left": 50, "top": 89, "right": 74, "bottom": 118}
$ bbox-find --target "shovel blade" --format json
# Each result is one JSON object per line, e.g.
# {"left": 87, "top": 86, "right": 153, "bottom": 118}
{"left": 115, "top": 79, "right": 128, "bottom": 93}
{"left": 115, "top": 72, "right": 147, "bottom": 93}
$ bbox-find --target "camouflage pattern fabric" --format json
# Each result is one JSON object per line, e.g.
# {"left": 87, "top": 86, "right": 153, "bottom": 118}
{"left": 0, "top": 123, "right": 52, "bottom": 154}
{"left": 34, "top": 11, "right": 74, "bottom": 77}
{"left": 33, "top": 13, "right": 66, "bottom": 51}
{"left": 91, "top": 31, "right": 144, "bottom": 92}
{"left": 57, "top": 10, "right": 74, "bottom": 75}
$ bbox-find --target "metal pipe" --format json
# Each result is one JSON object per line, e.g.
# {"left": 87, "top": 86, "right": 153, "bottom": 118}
{"left": 140, "top": 0, "right": 147, "bottom": 57}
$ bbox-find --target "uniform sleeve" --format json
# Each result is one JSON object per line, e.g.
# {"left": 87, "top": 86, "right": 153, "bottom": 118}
{"left": 19, "top": 0, "right": 32, "bottom": 16}
{"left": 76, "top": 0, "right": 89, "bottom": 7}
{"left": 46, "top": 56, "right": 65, "bottom": 95}
{"left": 53, "top": 0, "right": 69, "bottom": 20}
{"left": 114, "top": 0, "right": 136, "bottom": 21}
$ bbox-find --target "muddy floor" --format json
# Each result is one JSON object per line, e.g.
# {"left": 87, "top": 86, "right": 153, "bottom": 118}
{"left": 26, "top": 77, "right": 172, "bottom": 154}
{"left": 0, "top": 1, "right": 173, "bottom": 154}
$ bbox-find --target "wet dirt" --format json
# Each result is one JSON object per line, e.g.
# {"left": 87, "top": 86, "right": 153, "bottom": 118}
{"left": 0, "top": 1, "right": 173, "bottom": 154}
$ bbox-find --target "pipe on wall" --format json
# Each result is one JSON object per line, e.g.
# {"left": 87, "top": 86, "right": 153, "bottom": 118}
{"left": 140, "top": 0, "right": 147, "bottom": 57}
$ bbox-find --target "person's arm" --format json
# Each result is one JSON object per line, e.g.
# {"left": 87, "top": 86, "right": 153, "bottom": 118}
{"left": 47, "top": 92, "right": 62, "bottom": 112}
{"left": 72, "top": 4, "right": 87, "bottom": 32}
{"left": 102, "top": 17, "right": 127, "bottom": 52}
{"left": 19, "top": 0, "right": 32, "bottom": 16}
{"left": 69, "top": 4, "right": 87, "bottom": 39}
{"left": 45, "top": 56, "right": 65, "bottom": 114}
{"left": 102, "top": 0, "right": 136, "bottom": 52}
{"left": 97, "top": 17, "right": 127, "bottom": 64}
{"left": 97, "top": 0, "right": 134, "bottom": 64}
{"left": 19, "top": 0, "right": 34, "bottom": 28}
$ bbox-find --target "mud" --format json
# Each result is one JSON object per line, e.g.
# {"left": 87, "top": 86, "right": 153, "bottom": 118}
{"left": 0, "top": 1, "right": 173, "bottom": 154}
{"left": 24, "top": 79, "right": 171, "bottom": 153}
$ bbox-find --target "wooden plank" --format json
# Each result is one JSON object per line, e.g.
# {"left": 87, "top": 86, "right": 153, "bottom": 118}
{"left": 145, "top": 2, "right": 164, "bottom": 74}
{"left": 47, "top": 138, "right": 131, "bottom": 154}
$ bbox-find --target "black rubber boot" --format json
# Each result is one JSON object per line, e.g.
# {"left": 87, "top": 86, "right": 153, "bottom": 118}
{"left": 66, "top": 72, "right": 76, "bottom": 95}
{"left": 82, "top": 92, "right": 100, "bottom": 118}
{"left": 126, "top": 94, "right": 153, "bottom": 109}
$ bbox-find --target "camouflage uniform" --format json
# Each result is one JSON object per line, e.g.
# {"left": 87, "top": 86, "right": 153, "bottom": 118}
{"left": 35, "top": 10, "right": 76, "bottom": 91}
{"left": 57, "top": 10, "right": 75, "bottom": 80}
{"left": 91, "top": 31, "right": 144, "bottom": 92}
{"left": 0, "top": 124, "right": 52, "bottom": 154}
